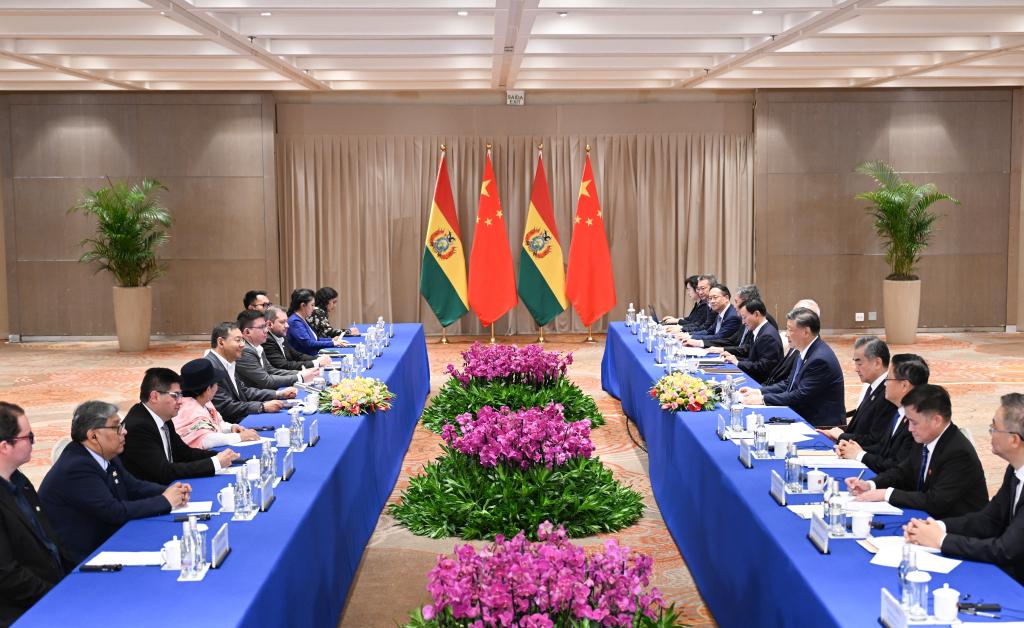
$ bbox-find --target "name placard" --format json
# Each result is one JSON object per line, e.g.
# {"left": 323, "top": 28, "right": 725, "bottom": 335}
{"left": 308, "top": 418, "right": 320, "bottom": 447}
{"left": 879, "top": 587, "right": 908, "bottom": 628}
{"left": 738, "top": 442, "right": 753, "bottom": 469}
{"left": 282, "top": 450, "right": 295, "bottom": 481}
{"left": 259, "top": 477, "right": 275, "bottom": 512}
{"left": 808, "top": 511, "right": 830, "bottom": 554}
{"left": 716, "top": 414, "right": 727, "bottom": 441}
{"left": 211, "top": 523, "right": 231, "bottom": 569}
{"left": 770, "top": 470, "right": 786, "bottom": 506}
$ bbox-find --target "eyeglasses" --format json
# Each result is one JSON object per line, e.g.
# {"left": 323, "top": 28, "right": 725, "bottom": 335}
{"left": 159, "top": 391, "right": 183, "bottom": 401}
{"left": 251, "top": 324, "right": 268, "bottom": 331}
{"left": 95, "top": 422, "right": 126, "bottom": 435}
{"left": 988, "top": 424, "right": 1024, "bottom": 438}
{"left": 7, "top": 432, "right": 34, "bottom": 445}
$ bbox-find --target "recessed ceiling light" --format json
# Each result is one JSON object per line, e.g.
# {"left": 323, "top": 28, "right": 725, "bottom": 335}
{"left": 159, "top": 10, "right": 165, "bottom": 15}
{"left": 557, "top": 11, "right": 568, "bottom": 18}
{"left": 457, "top": 10, "right": 469, "bottom": 16}
{"left": 752, "top": 9, "right": 763, "bottom": 15}
{"left": 260, "top": 11, "right": 272, "bottom": 17}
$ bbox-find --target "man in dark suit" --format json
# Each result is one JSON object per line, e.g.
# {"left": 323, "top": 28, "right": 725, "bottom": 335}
{"left": 237, "top": 310, "right": 318, "bottom": 391}
{"left": 837, "top": 354, "right": 929, "bottom": 473}
{"left": 0, "top": 402, "right": 72, "bottom": 625}
{"left": 262, "top": 306, "right": 331, "bottom": 372}
{"left": 905, "top": 392, "right": 1024, "bottom": 584}
{"left": 705, "top": 284, "right": 779, "bottom": 354}
{"left": 761, "top": 298, "right": 820, "bottom": 387}
{"left": 39, "top": 401, "right": 190, "bottom": 564}
{"left": 848, "top": 384, "right": 988, "bottom": 519}
{"left": 681, "top": 284, "right": 741, "bottom": 348}
{"left": 740, "top": 307, "right": 845, "bottom": 427}
{"left": 207, "top": 321, "right": 293, "bottom": 424}
{"left": 721, "top": 298, "right": 782, "bottom": 384}
{"left": 663, "top": 274, "right": 716, "bottom": 333}
{"left": 120, "top": 368, "right": 238, "bottom": 485}
{"left": 819, "top": 336, "right": 896, "bottom": 447}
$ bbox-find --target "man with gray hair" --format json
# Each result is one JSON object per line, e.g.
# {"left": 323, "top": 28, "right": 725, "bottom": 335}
{"left": 39, "top": 401, "right": 189, "bottom": 564}
{"left": 905, "top": 392, "right": 1024, "bottom": 584}
{"left": 819, "top": 336, "right": 896, "bottom": 447}
{"left": 740, "top": 306, "right": 845, "bottom": 426}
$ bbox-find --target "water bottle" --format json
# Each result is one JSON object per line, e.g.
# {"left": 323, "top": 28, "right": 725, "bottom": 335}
{"left": 645, "top": 327, "right": 654, "bottom": 353}
{"left": 785, "top": 442, "right": 802, "bottom": 492}
{"left": 729, "top": 403, "right": 743, "bottom": 433}
{"left": 654, "top": 332, "right": 665, "bottom": 364}
{"left": 269, "top": 446, "right": 279, "bottom": 479}
{"left": 234, "top": 469, "right": 251, "bottom": 514}
{"left": 827, "top": 479, "right": 845, "bottom": 536}
{"left": 898, "top": 544, "right": 917, "bottom": 608}
{"left": 626, "top": 303, "right": 636, "bottom": 330}
{"left": 753, "top": 415, "right": 768, "bottom": 458}
{"left": 637, "top": 314, "right": 647, "bottom": 343}
{"left": 260, "top": 441, "right": 273, "bottom": 484}
{"left": 180, "top": 518, "right": 196, "bottom": 578}
{"left": 721, "top": 377, "right": 734, "bottom": 411}
{"left": 289, "top": 412, "right": 303, "bottom": 451}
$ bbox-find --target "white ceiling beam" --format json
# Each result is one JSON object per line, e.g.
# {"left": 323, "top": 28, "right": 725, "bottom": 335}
{"left": 856, "top": 41, "right": 1024, "bottom": 86}
{"left": 501, "top": 0, "right": 538, "bottom": 89}
{"left": 0, "top": 46, "right": 143, "bottom": 89}
{"left": 491, "top": 0, "right": 517, "bottom": 88}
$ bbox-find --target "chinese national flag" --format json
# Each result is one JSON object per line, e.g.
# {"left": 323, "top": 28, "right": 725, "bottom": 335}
{"left": 566, "top": 153, "right": 616, "bottom": 327}
{"left": 468, "top": 151, "right": 518, "bottom": 327}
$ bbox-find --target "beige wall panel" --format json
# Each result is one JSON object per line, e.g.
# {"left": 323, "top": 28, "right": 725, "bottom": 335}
{"left": 911, "top": 173, "right": 1009, "bottom": 256}
{"left": 915, "top": 254, "right": 1006, "bottom": 327}
{"left": 889, "top": 100, "right": 1012, "bottom": 175}
{"left": 135, "top": 105, "right": 264, "bottom": 177}
{"left": 11, "top": 105, "right": 138, "bottom": 178}
{"left": 12, "top": 178, "right": 108, "bottom": 261}
{"left": 150, "top": 259, "right": 266, "bottom": 335}
{"left": 16, "top": 261, "right": 115, "bottom": 335}
{"left": 156, "top": 177, "right": 266, "bottom": 259}
{"left": 554, "top": 102, "right": 753, "bottom": 136}
{"left": 1009, "top": 88, "right": 1023, "bottom": 326}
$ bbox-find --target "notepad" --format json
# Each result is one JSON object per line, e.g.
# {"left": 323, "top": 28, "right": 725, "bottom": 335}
{"left": 844, "top": 501, "right": 903, "bottom": 516}
{"left": 787, "top": 504, "right": 825, "bottom": 520}
{"left": 229, "top": 437, "right": 273, "bottom": 448}
{"left": 86, "top": 551, "right": 162, "bottom": 567}
{"left": 794, "top": 457, "right": 867, "bottom": 470}
{"left": 170, "top": 501, "right": 214, "bottom": 515}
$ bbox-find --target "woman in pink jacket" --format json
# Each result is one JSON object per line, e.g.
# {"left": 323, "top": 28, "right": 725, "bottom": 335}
{"left": 173, "top": 358, "right": 259, "bottom": 448}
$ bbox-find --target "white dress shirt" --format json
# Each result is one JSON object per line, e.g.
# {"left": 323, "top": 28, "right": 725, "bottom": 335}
{"left": 86, "top": 447, "right": 109, "bottom": 472}
{"left": 207, "top": 349, "right": 240, "bottom": 396}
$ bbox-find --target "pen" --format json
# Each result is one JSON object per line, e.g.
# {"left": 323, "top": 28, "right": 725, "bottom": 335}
{"left": 854, "top": 469, "right": 865, "bottom": 482}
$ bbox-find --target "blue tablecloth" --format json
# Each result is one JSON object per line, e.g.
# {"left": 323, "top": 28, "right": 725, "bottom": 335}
{"left": 17, "top": 323, "right": 431, "bottom": 628}
{"left": 601, "top": 322, "right": 1023, "bottom": 627}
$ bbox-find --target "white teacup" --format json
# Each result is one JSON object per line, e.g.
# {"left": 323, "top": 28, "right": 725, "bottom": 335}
{"left": 850, "top": 511, "right": 872, "bottom": 537}
{"left": 275, "top": 426, "right": 290, "bottom": 447}
{"left": 806, "top": 469, "right": 827, "bottom": 493}
{"left": 933, "top": 584, "right": 960, "bottom": 622}
{"left": 773, "top": 440, "right": 789, "bottom": 459}
{"left": 245, "top": 458, "right": 260, "bottom": 482}
{"left": 161, "top": 538, "right": 181, "bottom": 569}
{"left": 217, "top": 486, "right": 235, "bottom": 512}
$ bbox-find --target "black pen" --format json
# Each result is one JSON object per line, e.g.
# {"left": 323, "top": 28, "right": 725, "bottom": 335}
{"left": 80, "top": 564, "right": 122, "bottom": 572}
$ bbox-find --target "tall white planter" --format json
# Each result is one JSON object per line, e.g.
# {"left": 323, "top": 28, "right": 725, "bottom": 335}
{"left": 112, "top": 286, "right": 152, "bottom": 352}
{"left": 883, "top": 279, "right": 921, "bottom": 345}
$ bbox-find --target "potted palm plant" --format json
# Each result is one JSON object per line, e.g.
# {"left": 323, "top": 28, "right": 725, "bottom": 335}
{"left": 854, "top": 161, "right": 958, "bottom": 344}
{"left": 69, "top": 178, "right": 171, "bottom": 352}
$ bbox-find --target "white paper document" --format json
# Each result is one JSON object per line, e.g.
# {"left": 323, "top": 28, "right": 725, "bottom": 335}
{"left": 870, "top": 547, "right": 961, "bottom": 574}
{"left": 844, "top": 501, "right": 904, "bottom": 516}
{"left": 170, "top": 501, "right": 214, "bottom": 514}
{"left": 794, "top": 457, "right": 867, "bottom": 470}
{"left": 227, "top": 437, "right": 273, "bottom": 448}
{"left": 679, "top": 348, "right": 708, "bottom": 357}
{"left": 787, "top": 504, "right": 825, "bottom": 520}
{"left": 86, "top": 551, "right": 162, "bottom": 567}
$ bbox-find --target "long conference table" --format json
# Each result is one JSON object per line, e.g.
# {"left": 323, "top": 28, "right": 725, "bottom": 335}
{"left": 601, "top": 322, "right": 1024, "bottom": 627}
{"left": 17, "top": 323, "right": 431, "bottom": 628}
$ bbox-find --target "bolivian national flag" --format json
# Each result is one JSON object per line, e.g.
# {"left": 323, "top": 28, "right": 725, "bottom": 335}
{"left": 517, "top": 153, "right": 567, "bottom": 326}
{"left": 420, "top": 151, "right": 469, "bottom": 327}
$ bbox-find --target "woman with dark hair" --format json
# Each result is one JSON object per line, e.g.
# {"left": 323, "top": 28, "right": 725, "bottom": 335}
{"left": 172, "top": 359, "right": 258, "bottom": 448}
{"left": 309, "top": 286, "right": 360, "bottom": 339}
{"left": 286, "top": 288, "right": 349, "bottom": 355}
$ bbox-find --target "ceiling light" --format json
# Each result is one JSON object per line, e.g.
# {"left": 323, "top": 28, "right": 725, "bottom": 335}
{"left": 159, "top": 11, "right": 165, "bottom": 15}
{"left": 557, "top": 11, "right": 568, "bottom": 18}
{"left": 457, "top": 10, "right": 469, "bottom": 16}
{"left": 751, "top": 9, "right": 763, "bottom": 15}
{"left": 260, "top": 11, "right": 272, "bottom": 17}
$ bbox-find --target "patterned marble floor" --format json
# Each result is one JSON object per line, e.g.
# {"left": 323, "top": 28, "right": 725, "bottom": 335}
{"left": 1, "top": 331, "right": 1022, "bottom": 627}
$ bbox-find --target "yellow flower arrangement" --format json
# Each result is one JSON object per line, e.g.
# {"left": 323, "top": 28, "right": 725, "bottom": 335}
{"left": 649, "top": 373, "right": 720, "bottom": 412}
{"left": 318, "top": 377, "right": 396, "bottom": 416}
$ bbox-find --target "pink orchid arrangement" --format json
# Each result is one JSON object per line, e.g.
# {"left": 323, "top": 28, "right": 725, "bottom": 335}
{"left": 440, "top": 404, "right": 594, "bottom": 469}
{"left": 444, "top": 343, "right": 573, "bottom": 387}
{"left": 417, "top": 522, "right": 668, "bottom": 627}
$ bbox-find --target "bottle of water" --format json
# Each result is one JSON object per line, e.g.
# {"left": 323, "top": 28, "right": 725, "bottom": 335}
{"left": 234, "top": 468, "right": 251, "bottom": 515}
{"left": 785, "top": 442, "right": 802, "bottom": 492}
{"left": 827, "top": 479, "right": 845, "bottom": 536}
{"left": 269, "top": 446, "right": 279, "bottom": 480}
{"left": 626, "top": 303, "right": 636, "bottom": 330}
{"left": 637, "top": 314, "right": 647, "bottom": 342}
{"left": 289, "top": 412, "right": 303, "bottom": 451}
{"left": 645, "top": 326, "right": 654, "bottom": 353}
{"left": 721, "top": 377, "right": 734, "bottom": 411}
{"left": 729, "top": 403, "right": 743, "bottom": 433}
{"left": 180, "top": 518, "right": 196, "bottom": 578}
{"left": 898, "top": 543, "right": 917, "bottom": 608}
{"left": 260, "top": 441, "right": 272, "bottom": 484}
{"left": 753, "top": 415, "right": 768, "bottom": 458}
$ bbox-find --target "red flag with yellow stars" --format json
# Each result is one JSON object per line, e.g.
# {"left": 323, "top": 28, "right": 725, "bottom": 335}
{"left": 566, "top": 152, "right": 616, "bottom": 327}
{"left": 468, "top": 150, "right": 518, "bottom": 327}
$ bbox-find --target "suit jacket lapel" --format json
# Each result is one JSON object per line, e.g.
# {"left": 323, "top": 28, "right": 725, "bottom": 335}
{"left": 0, "top": 488, "right": 51, "bottom": 549}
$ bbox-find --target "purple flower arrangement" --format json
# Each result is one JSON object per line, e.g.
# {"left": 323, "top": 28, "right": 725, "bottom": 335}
{"left": 440, "top": 404, "right": 594, "bottom": 469}
{"left": 416, "top": 522, "right": 669, "bottom": 627}
{"left": 445, "top": 343, "right": 573, "bottom": 387}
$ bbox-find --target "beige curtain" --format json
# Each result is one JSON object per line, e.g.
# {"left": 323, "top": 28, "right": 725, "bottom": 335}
{"left": 276, "top": 134, "right": 752, "bottom": 335}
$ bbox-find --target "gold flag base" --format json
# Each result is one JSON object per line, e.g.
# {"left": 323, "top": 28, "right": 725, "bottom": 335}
{"left": 537, "top": 326, "right": 546, "bottom": 343}
{"left": 583, "top": 326, "right": 597, "bottom": 343}
{"left": 489, "top": 326, "right": 496, "bottom": 344}
{"left": 439, "top": 327, "right": 449, "bottom": 344}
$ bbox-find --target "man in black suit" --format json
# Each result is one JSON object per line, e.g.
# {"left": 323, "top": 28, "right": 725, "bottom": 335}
{"left": 39, "top": 401, "right": 190, "bottom": 564}
{"left": 705, "top": 284, "right": 779, "bottom": 354}
{"left": 847, "top": 384, "right": 988, "bottom": 519}
{"left": 905, "top": 392, "right": 1024, "bottom": 584}
{"left": 237, "top": 310, "right": 318, "bottom": 391}
{"left": 837, "top": 354, "right": 929, "bottom": 473}
{"left": 207, "top": 321, "right": 293, "bottom": 423}
{"left": 262, "top": 306, "right": 332, "bottom": 372}
{"left": 761, "top": 298, "right": 820, "bottom": 387}
{"left": 120, "top": 368, "right": 238, "bottom": 485}
{"left": 0, "top": 402, "right": 71, "bottom": 625}
{"left": 663, "top": 274, "right": 716, "bottom": 333}
{"left": 721, "top": 298, "right": 782, "bottom": 384}
{"left": 680, "top": 284, "right": 742, "bottom": 348}
{"left": 740, "top": 307, "right": 845, "bottom": 427}
{"left": 819, "top": 336, "right": 896, "bottom": 447}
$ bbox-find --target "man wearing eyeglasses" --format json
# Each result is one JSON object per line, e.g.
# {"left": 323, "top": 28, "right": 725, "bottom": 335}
{"left": 0, "top": 402, "right": 72, "bottom": 624}
{"left": 120, "top": 368, "right": 240, "bottom": 485}
{"left": 243, "top": 289, "right": 271, "bottom": 312}
{"left": 236, "top": 310, "right": 319, "bottom": 391}
{"left": 903, "top": 393, "right": 1024, "bottom": 584}
{"left": 40, "top": 400, "right": 190, "bottom": 564}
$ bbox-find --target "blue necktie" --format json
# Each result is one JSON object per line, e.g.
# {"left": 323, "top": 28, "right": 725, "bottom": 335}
{"left": 714, "top": 315, "right": 723, "bottom": 335}
{"left": 787, "top": 353, "right": 804, "bottom": 392}
{"left": 916, "top": 447, "right": 929, "bottom": 490}
{"left": 739, "top": 327, "right": 749, "bottom": 345}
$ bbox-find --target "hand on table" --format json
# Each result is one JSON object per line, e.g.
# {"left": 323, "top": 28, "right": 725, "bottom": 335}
{"left": 662, "top": 316, "right": 679, "bottom": 325}
{"left": 317, "top": 355, "right": 332, "bottom": 367}
{"left": 738, "top": 388, "right": 763, "bottom": 406}
{"left": 300, "top": 367, "right": 319, "bottom": 383}
{"left": 722, "top": 352, "right": 738, "bottom": 365}
{"left": 263, "top": 399, "right": 285, "bottom": 413}
{"left": 683, "top": 339, "right": 704, "bottom": 348}
{"left": 904, "top": 517, "right": 944, "bottom": 549}
{"left": 277, "top": 387, "right": 298, "bottom": 400}
{"left": 845, "top": 477, "right": 872, "bottom": 495}
{"left": 332, "top": 336, "right": 352, "bottom": 347}
{"left": 836, "top": 439, "right": 863, "bottom": 460}
{"left": 216, "top": 449, "right": 240, "bottom": 468}
{"left": 817, "top": 427, "right": 844, "bottom": 442}
{"left": 706, "top": 346, "right": 724, "bottom": 354}
{"left": 854, "top": 488, "right": 886, "bottom": 503}
{"left": 664, "top": 325, "right": 681, "bottom": 333}
{"left": 234, "top": 427, "right": 260, "bottom": 442}
{"left": 346, "top": 327, "right": 361, "bottom": 337}
{"left": 163, "top": 482, "right": 190, "bottom": 509}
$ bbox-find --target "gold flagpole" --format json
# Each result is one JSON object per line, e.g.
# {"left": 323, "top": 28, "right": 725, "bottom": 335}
{"left": 440, "top": 326, "right": 448, "bottom": 344}
{"left": 489, "top": 325, "right": 496, "bottom": 344}
{"left": 538, "top": 325, "right": 546, "bottom": 343}
{"left": 584, "top": 325, "right": 596, "bottom": 343}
